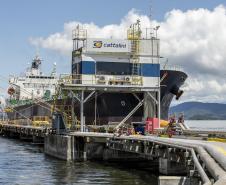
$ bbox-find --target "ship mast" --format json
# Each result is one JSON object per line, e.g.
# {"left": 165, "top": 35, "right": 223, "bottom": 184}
{"left": 149, "top": 0, "right": 153, "bottom": 29}
{"left": 31, "top": 55, "right": 42, "bottom": 69}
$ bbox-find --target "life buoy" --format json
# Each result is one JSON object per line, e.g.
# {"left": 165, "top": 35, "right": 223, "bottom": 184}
{"left": 8, "top": 87, "right": 15, "bottom": 95}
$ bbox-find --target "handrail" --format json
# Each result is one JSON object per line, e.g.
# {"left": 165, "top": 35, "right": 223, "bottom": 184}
{"left": 59, "top": 74, "right": 143, "bottom": 86}
{"left": 161, "top": 64, "right": 184, "bottom": 72}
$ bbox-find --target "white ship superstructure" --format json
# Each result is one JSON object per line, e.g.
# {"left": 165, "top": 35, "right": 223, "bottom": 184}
{"left": 8, "top": 55, "right": 58, "bottom": 104}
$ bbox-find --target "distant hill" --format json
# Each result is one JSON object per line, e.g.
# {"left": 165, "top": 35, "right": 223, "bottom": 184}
{"left": 169, "top": 102, "right": 226, "bottom": 120}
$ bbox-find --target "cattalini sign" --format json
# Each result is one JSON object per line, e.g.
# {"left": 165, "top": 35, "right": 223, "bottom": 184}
{"left": 85, "top": 38, "right": 131, "bottom": 53}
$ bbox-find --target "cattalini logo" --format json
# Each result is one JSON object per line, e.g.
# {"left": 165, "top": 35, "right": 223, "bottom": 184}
{"left": 93, "top": 41, "right": 103, "bottom": 48}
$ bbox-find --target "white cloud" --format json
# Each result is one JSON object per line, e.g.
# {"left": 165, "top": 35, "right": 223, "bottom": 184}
{"left": 181, "top": 76, "right": 226, "bottom": 103}
{"left": 159, "top": 5, "right": 226, "bottom": 76}
{"left": 30, "top": 5, "right": 226, "bottom": 103}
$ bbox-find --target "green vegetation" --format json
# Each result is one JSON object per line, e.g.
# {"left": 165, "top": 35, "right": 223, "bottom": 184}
{"left": 170, "top": 102, "right": 226, "bottom": 120}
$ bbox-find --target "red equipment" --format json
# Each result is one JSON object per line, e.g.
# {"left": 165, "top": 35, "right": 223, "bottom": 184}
{"left": 145, "top": 117, "right": 160, "bottom": 134}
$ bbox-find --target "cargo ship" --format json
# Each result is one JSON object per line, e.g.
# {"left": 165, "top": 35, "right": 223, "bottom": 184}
{"left": 5, "top": 21, "right": 187, "bottom": 126}
{"left": 160, "top": 68, "right": 187, "bottom": 119}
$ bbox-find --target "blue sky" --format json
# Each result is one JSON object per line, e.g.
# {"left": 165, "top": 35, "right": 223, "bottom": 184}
{"left": 1, "top": 0, "right": 226, "bottom": 100}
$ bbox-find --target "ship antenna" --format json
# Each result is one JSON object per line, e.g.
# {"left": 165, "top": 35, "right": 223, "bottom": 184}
{"left": 32, "top": 50, "right": 42, "bottom": 69}
{"left": 148, "top": 0, "right": 154, "bottom": 39}
{"left": 163, "top": 58, "right": 169, "bottom": 70}
{"left": 51, "top": 62, "right": 57, "bottom": 77}
{"left": 149, "top": 0, "right": 153, "bottom": 28}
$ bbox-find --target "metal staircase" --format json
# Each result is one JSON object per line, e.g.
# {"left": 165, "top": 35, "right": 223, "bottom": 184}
{"left": 127, "top": 20, "right": 142, "bottom": 85}
{"left": 51, "top": 86, "right": 74, "bottom": 129}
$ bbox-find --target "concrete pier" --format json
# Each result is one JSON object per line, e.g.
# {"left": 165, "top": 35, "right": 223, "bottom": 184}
{"left": 44, "top": 133, "right": 144, "bottom": 162}
{"left": 44, "top": 135, "right": 73, "bottom": 160}
{"left": 159, "top": 158, "right": 187, "bottom": 175}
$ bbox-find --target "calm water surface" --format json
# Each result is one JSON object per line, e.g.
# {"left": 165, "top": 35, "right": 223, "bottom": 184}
{"left": 0, "top": 137, "right": 157, "bottom": 185}
{"left": 186, "top": 120, "right": 226, "bottom": 131}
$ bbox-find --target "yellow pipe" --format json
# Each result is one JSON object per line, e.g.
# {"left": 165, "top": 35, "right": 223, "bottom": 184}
{"left": 208, "top": 138, "right": 226, "bottom": 143}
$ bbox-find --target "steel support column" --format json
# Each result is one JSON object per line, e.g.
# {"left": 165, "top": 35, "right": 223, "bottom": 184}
{"left": 158, "top": 89, "right": 161, "bottom": 128}
{"left": 94, "top": 92, "right": 97, "bottom": 126}
{"left": 71, "top": 97, "right": 76, "bottom": 130}
{"left": 146, "top": 91, "right": 160, "bottom": 128}
{"left": 80, "top": 90, "right": 84, "bottom": 132}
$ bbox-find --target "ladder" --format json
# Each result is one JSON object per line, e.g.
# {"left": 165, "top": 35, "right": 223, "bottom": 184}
{"left": 131, "top": 40, "right": 140, "bottom": 75}
{"left": 128, "top": 20, "right": 142, "bottom": 84}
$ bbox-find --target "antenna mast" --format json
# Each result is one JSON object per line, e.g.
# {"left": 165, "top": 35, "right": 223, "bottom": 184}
{"left": 149, "top": 0, "right": 153, "bottom": 28}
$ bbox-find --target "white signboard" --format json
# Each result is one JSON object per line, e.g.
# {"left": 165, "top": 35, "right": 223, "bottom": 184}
{"left": 85, "top": 38, "right": 131, "bottom": 53}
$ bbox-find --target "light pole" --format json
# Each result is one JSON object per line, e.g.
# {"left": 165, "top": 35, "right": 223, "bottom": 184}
{"left": 154, "top": 26, "right": 160, "bottom": 38}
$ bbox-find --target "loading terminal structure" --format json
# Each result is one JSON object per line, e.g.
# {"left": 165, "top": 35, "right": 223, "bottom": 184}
{"left": 52, "top": 20, "right": 161, "bottom": 132}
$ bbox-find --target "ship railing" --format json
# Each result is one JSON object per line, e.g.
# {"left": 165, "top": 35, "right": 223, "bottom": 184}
{"left": 32, "top": 116, "right": 51, "bottom": 127}
{"left": 9, "top": 99, "right": 33, "bottom": 107}
{"left": 9, "top": 75, "right": 19, "bottom": 84}
{"left": 161, "top": 64, "right": 184, "bottom": 72}
{"left": 7, "top": 119, "right": 32, "bottom": 126}
{"left": 9, "top": 98, "right": 50, "bottom": 106}
{"left": 59, "top": 74, "right": 143, "bottom": 86}
{"left": 59, "top": 74, "right": 76, "bottom": 84}
{"left": 4, "top": 118, "right": 51, "bottom": 127}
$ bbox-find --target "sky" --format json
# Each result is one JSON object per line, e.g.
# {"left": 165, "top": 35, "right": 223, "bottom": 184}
{"left": 1, "top": 0, "right": 226, "bottom": 104}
